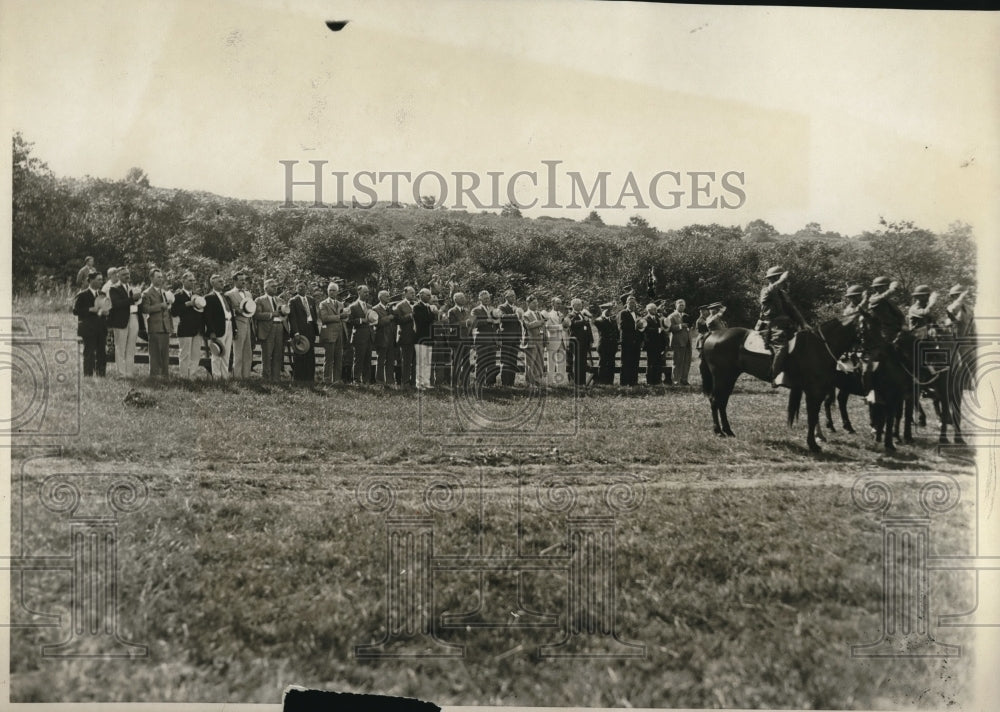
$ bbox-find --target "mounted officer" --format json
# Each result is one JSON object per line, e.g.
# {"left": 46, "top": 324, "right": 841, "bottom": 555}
{"left": 865, "top": 276, "right": 905, "bottom": 344}
{"left": 842, "top": 284, "right": 865, "bottom": 317}
{"left": 907, "top": 284, "right": 939, "bottom": 332}
{"left": 756, "top": 265, "right": 807, "bottom": 388}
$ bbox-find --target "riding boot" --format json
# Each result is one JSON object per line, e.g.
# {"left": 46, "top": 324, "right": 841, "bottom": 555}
{"left": 771, "top": 344, "right": 788, "bottom": 388}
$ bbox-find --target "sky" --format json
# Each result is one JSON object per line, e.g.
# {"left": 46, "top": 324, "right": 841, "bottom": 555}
{"left": 1, "top": 0, "right": 998, "bottom": 239}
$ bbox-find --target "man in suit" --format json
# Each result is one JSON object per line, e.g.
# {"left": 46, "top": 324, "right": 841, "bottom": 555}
{"left": 204, "top": 273, "right": 234, "bottom": 379}
{"left": 72, "top": 271, "right": 108, "bottom": 377}
{"left": 498, "top": 289, "right": 523, "bottom": 386}
{"left": 413, "top": 288, "right": 436, "bottom": 390}
{"left": 618, "top": 295, "right": 642, "bottom": 386}
{"left": 288, "top": 280, "right": 319, "bottom": 382}
{"left": 641, "top": 302, "right": 665, "bottom": 385}
{"left": 543, "top": 297, "right": 568, "bottom": 387}
{"left": 372, "top": 290, "right": 397, "bottom": 385}
{"left": 318, "top": 282, "right": 347, "bottom": 385}
{"left": 225, "top": 271, "right": 254, "bottom": 378}
{"left": 348, "top": 285, "right": 375, "bottom": 384}
{"left": 172, "top": 271, "right": 205, "bottom": 378}
{"left": 101, "top": 266, "right": 118, "bottom": 296}
{"left": 472, "top": 290, "right": 500, "bottom": 387}
{"left": 566, "top": 299, "right": 594, "bottom": 387}
{"left": 141, "top": 268, "right": 173, "bottom": 378}
{"left": 448, "top": 292, "right": 473, "bottom": 388}
{"left": 395, "top": 286, "right": 417, "bottom": 387}
{"left": 76, "top": 256, "right": 95, "bottom": 289}
{"left": 107, "top": 266, "right": 140, "bottom": 377}
{"left": 666, "top": 299, "right": 692, "bottom": 385}
{"left": 253, "top": 279, "right": 286, "bottom": 381}
{"left": 593, "top": 302, "right": 619, "bottom": 385}
{"left": 521, "top": 295, "right": 546, "bottom": 387}
{"left": 430, "top": 295, "right": 451, "bottom": 387}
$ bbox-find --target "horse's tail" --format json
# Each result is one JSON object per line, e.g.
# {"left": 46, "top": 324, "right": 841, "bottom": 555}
{"left": 700, "top": 355, "right": 713, "bottom": 396}
{"left": 788, "top": 385, "right": 803, "bottom": 426}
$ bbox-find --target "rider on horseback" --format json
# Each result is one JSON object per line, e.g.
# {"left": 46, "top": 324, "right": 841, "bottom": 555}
{"left": 864, "top": 276, "right": 905, "bottom": 343}
{"left": 756, "top": 266, "right": 807, "bottom": 388}
{"left": 907, "top": 284, "right": 939, "bottom": 332}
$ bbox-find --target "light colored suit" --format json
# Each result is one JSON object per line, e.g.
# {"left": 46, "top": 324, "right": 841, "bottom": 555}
{"left": 226, "top": 287, "right": 254, "bottom": 378}
{"left": 141, "top": 286, "right": 172, "bottom": 377}
{"left": 318, "top": 297, "right": 347, "bottom": 383}
{"left": 666, "top": 309, "right": 692, "bottom": 385}
{"left": 254, "top": 293, "right": 287, "bottom": 380}
{"left": 542, "top": 308, "right": 568, "bottom": 386}
{"left": 521, "top": 308, "right": 545, "bottom": 386}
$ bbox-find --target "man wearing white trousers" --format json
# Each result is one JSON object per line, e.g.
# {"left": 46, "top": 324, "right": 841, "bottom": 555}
{"left": 413, "top": 288, "right": 436, "bottom": 390}
{"left": 107, "top": 266, "right": 140, "bottom": 377}
{"left": 172, "top": 271, "right": 205, "bottom": 378}
{"left": 226, "top": 271, "right": 254, "bottom": 378}
{"left": 543, "top": 297, "right": 568, "bottom": 387}
{"left": 204, "top": 274, "right": 233, "bottom": 379}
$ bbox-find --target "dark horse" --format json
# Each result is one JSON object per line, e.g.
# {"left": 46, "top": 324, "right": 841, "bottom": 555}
{"left": 857, "top": 317, "right": 915, "bottom": 451}
{"left": 700, "top": 315, "right": 860, "bottom": 452}
{"left": 822, "top": 368, "right": 865, "bottom": 435}
{"left": 908, "top": 328, "right": 969, "bottom": 445}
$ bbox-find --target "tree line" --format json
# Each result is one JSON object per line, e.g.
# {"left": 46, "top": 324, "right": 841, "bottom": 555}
{"left": 14, "top": 133, "right": 975, "bottom": 328}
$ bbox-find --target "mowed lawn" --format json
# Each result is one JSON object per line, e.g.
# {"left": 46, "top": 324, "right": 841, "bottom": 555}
{"left": 8, "top": 305, "right": 979, "bottom": 708}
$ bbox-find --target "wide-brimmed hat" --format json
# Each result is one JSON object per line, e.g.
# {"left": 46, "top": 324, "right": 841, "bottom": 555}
{"left": 192, "top": 295, "right": 207, "bottom": 312}
{"left": 765, "top": 266, "right": 784, "bottom": 279}
{"left": 911, "top": 284, "right": 931, "bottom": 296}
{"left": 240, "top": 298, "right": 257, "bottom": 317}
{"left": 845, "top": 284, "right": 864, "bottom": 297}
{"left": 707, "top": 302, "right": 724, "bottom": 309}
{"left": 366, "top": 309, "right": 380, "bottom": 325}
{"left": 94, "top": 294, "right": 112, "bottom": 314}
{"left": 619, "top": 288, "right": 635, "bottom": 304}
{"left": 698, "top": 304, "right": 710, "bottom": 311}
{"left": 209, "top": 337, "right": 224, "bottom": 357}
{"left": 871, "top": 275, "right": 891, "bottom": 288}
{"left": 948, "top": 284, "right": 965, "bottom": 297}
{"left": 292, "top": 334, "right": 312, "bottom": 355}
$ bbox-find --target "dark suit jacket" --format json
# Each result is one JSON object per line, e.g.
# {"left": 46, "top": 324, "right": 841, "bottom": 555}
{"left": 107, "top": 284, "right": 134, "bottom": 330}
{"left": 395, "top": 300, "right": 415, "bottom": 346}
{"left": 288, "top": 295, "right": 319, "bottom": 339}
{"left": 567, "top": 312, "right": 594, "bottom": 351}
{"left": 414, "top": 301, "right": 435, "bottom": 344}
{"left": 373, "top": 303, "right": 396, "bottom": 349}
{"left": 72, "top": 289, "right": 106, "bottom": 338}
{"left": 203, "top": 292, "right": 232, "bottom": 338}
{"left": 498, "top": 303, "right": 523, "bottom": 342}
{"left": 172, "top": 289, "right": 205, "bottom": 338}
{"left": 618, "top": 309, "right": 642, "bottom": 350}
{"left": 448, "top": 305, "right": 472, "bottom": 345}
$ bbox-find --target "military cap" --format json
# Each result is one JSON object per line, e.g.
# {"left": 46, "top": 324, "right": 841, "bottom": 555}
{"left": 765, "top": 266, "right": 784, "bottom": 279}
{"left": 871, "top": 276, "right": 891, "bottom": 288}
{"left": 845, "top": 284, "right": 864, "bottom": 297}
{"left": 948, "top": 284, "right": 965, "bottom": 297}
{"left": 911, "top": 284, "right": 931, "bottom": 296}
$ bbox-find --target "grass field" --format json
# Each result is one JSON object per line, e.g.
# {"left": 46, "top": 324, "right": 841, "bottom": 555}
{"left": 7, "top": 305, "right": 981, "bottom": 708}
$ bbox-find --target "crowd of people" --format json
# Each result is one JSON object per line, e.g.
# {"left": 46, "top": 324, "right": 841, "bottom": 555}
{"left": 70, "top": 257, "right": 974, "bottom": 390}
{"left": 69, "top": 259, "right": 738, "bottom": 387}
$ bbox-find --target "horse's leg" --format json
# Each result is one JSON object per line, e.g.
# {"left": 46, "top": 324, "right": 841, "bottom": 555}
{"left": 839, "top": 388, "right": 855, "bottom": 433}
{"left": 884, "top": 399, "right": 897, "bottom": 452}
{"left": 824, "top": 388, "right": 836, "bottom": 431}
{"left": 916, "top": 398, "right": 928, "bottom": 427}
{"left": 937, "top": 390, "right": 950, "bottom": 445}
{"left": 903, "top": 394, "right": 914, "bottom": 445}
{"left": 953, "top": 396, "right": 967, "bottom": 445}
{"left": 870, "top": 404, "right": 883, "bottom": 442}
{"left": 892, "top": 399, "right": 903, "bottom": 442}
{"left": 806, "top": 391, "right": 823, "bottom": 452}
{"left": 717, "top": 374, "right": 738, "bottom": 437}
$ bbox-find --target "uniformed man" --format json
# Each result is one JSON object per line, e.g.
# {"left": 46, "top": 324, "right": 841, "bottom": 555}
{"left": 706, "top": 302, "right": 727, "bottom": 331}
{"left": 842, "top": 284, "right": 865, "bottom": 317}
{"left": 756, "top": 266, "right": 808, "bottom": 387}
{"left": 694, "top": 305, "right": 710, "bottom": 352}
{"left": 944, "top": 284, "right": 974, "bottom": 337}
{"left": 865, "top": 276, "right": 906, "bottom": 344}
{"left": 907, "top": 284, "right": 938, "bottom": 331}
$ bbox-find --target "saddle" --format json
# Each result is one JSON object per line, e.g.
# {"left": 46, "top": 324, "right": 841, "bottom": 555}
{"left": 742, "top": 331, "right": 797, "bottom": 356}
